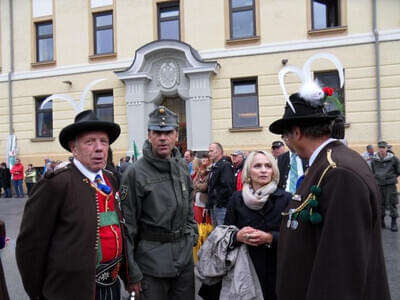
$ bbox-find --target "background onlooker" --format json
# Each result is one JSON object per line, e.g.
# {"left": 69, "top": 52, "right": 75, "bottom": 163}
{"left": 271, "top": 141, "right": 285, "bottom": 159}
{"left": 231, "top": 150, "right": 245, "bottom": 191}
{"left": 10, "top": 159, "right": 24, "bottom": 198}
{"left": 184, "top": 150, "right": 195, "bottom": 176}
{"left": 277, "top": 138, "right": 307, "bottom": 195}
{"left": 361, "top": 144, "right": 375, "bottom": 167}
{"left": 208, "top": 142, "right": 234, "bottom": 226}
{"left": 192, "top": 154, "right": 211, "bottom": 224}
{"left": 371, "top": 140, "right": 400, "bottom": 231}
{"left": 24, "top": 164, "right": 37, "bottom": 196}
{"left": 118, "top": 156, "right": 130, "bottom": 176}
{"left": 0, "top": 163, "right": 11, "bottom": 198}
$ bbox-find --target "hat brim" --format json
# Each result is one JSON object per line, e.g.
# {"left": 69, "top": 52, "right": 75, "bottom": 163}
{"left": 59, "top": 120, "right": 121, "bottom": 151}
{"left": 269, "top": 115, "right": 336, "bottom": 134}
{"left": 148, "top": 125, "right": 177, "bottom": 132}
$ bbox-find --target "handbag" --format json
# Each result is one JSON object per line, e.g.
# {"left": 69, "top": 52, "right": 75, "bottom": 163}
{"left": 193, "top": 211, "right": 213, "bottom": 263}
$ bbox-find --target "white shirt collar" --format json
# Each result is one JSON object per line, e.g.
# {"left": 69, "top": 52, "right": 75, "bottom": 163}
{"left": 73, "top": 158, "right": 104, "bottom": 184}
{"left": 309, "top": 138, "right": 337, "bottom": 167}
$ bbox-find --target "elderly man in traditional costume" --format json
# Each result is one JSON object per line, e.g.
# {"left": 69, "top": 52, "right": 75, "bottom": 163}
{"left": 271, "top": 54, "right": 390, "bottom": 300}
{"left": 16, "top": 110, "right": 126, "bottom": 300}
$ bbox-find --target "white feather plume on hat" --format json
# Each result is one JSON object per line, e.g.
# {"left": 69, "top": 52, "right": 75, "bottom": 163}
{"left": 279, "top": 53, "right": 344, "bottom": 113}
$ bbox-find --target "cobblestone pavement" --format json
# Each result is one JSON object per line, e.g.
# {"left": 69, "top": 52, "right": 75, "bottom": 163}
{"left": 1, "top": 197, "right": 399, "bottom": 300}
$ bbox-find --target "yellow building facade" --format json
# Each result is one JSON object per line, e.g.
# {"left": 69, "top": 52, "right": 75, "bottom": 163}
{"left": 0, "top": 0, "right": 399, "bottom": 166}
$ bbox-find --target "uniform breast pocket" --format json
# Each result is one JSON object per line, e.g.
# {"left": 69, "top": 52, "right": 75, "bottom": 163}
{"left": 180, "top": 177, "right": 189, "bottom": 199}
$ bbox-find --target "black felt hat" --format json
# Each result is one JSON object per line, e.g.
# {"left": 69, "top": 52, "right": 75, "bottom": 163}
{"left": 269, "top": 93, "right": 337, "bottom": 134}
{"left": 59, "top": 110, "right": 121, "bottom": 151}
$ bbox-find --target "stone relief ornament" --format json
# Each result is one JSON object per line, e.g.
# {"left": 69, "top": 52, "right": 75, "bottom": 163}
{"left": 159, "top": 61, "right": 179, "bottom": 89}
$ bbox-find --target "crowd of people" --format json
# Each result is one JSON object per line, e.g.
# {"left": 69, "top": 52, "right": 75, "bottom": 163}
{"left": 0, "top": 105, "right": 395, "bottom": 299}
{"left": 1, "top": 57, "right": 397, "bottom": 300}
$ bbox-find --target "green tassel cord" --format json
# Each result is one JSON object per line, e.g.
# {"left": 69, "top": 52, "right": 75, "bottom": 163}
{"left": 282, "top": 149, "right": 337, "bottom": 228}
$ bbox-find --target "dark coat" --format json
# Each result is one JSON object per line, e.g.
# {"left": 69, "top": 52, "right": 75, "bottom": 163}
{"left": 277, "top": 151, "right": 307, "bottom": 191}
{"left": 277, "top": 141, "right": 391, "bottom": 300}
{"left": 16, "top": 163, "right": 122, "bottom": 300}
{"left": 224, "top": 189, "right": 291, "bottom": 300}
{"left": 0, "top": 168, "right": 11, "bottom": 188}
{"left": 208, "top": 158, "right": 234, "bottom": 208}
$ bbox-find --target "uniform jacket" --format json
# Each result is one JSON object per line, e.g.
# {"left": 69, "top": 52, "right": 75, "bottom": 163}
{"left": 371, "top": 152, "right": 400, "bottom": 186}
{"left": 120, "top": 140, "right": 198, "bottom": 283}
{"left": 277, "top": 151, "right": 307, "bottom": 191}
{"left": 16, "top": 162, "right": 123, "bottom": 300}
{"left": 195, "top": 225, "right": 264, "bottom": 300}
{"left": 208, "top": 158, "right": 234, "bottom": 207}
{"left": 11, "top": 163, "right": 24, "bottom": 180}
{"left": 277, "top": 141, "right": 391, "bottom": 300}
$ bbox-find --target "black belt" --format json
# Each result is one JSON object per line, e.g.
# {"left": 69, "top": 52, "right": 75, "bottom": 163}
{"left": 140, "top": 227, "right": 185, "bottom": 242}
{"left": 96, "top": 257, "right": 122, "bottom": 287}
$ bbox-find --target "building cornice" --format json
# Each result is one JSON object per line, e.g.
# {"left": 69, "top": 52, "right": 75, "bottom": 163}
{"left": 1, "top": 29, "right": 399, "bottom": 82}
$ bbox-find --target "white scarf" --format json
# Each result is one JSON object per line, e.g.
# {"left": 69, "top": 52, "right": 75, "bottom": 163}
{"left": 242, "top": 181, "right": 278, "bottom": 210}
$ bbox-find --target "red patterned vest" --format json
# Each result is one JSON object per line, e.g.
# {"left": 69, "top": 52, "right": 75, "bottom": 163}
{"left": 93, "top": 176, "right": 122, "bottom": 264}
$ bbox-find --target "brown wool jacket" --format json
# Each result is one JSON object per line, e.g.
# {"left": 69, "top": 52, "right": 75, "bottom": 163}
{"left": 16, "top": 163, "right": 124, "bottom": 300}
{"left": 277, "top": 141, "right": 391, "bottom": 300}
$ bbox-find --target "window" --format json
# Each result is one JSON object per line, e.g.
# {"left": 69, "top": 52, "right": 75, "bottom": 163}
{"left": 158, "top": 2, "right": 180, "bottom": 40}
{"left": 231, "top": 79, "right": 259, "bottom": 128}
{"left": 230, "top": 0, "right": 256, "bottom": 39}
{"left": 35, "top": 97, "right": 53, "bottom": 138}
{"left": 312, "top": 0, "right": 340, "bottom": 30}
{"left": 36, "top": 21, "right": 53, "bottom": 62}
{"left": 314, "top": 70, "right": 345, "bottom": 117}
{"left": 93, "top": 11, "right": 113, "bottom": 55}
{"left": 94, "top": 91, "right": 114, "bottom": 122}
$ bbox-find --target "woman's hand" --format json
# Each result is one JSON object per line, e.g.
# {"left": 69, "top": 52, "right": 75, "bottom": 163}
{"left": 237, "top": 227, "right": 273, "bottom": 246}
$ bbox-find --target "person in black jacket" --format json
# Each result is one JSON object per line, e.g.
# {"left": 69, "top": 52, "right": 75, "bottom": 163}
{"left": 277, "top": 143, "right": 307, "bottom": 194}
{"left": 207, "top": 142, "right": 234, "bottom": 226}
{"left": 224, "top": 150, "right": 291, "bottom": 300}
{"left": 0, "top": 163, "right": 11, "bottom": 198}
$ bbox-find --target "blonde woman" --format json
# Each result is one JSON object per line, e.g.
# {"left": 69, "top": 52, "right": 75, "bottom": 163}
{"left": 224, "top": 150, "right": 291, "bottom": 300}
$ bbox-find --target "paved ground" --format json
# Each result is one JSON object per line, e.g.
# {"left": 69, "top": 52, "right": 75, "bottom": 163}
{"left": 1, "top": 197, "right": 399, "bottom": 299}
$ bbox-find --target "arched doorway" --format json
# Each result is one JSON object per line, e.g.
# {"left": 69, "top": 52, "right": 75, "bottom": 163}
{"left": 161, "top": 97, "right": 187, "bottom": 153}
{"left": 115, "top": 40, "right": 219, "bottom": 152}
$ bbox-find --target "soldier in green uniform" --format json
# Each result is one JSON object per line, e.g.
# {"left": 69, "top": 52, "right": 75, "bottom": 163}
{"left": 121, "top": 106, "right": 198, "bottom": 300}
{"left": 371, "top": 140, "right": 400, "bottom": 231}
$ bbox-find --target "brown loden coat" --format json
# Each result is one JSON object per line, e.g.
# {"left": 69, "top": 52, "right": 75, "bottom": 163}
{"left": 277, "top": 141, "right": 391, "bottom": 300}
{"left": 16, "top": 162, "right": 124, "bottom": 300}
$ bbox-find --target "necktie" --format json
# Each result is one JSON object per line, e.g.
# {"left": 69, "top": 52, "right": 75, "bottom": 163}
{"left": 289, "top": 153, "right": 298, "bottom": 194}
{"left": 95, "top": 174, "right": 111, "bottom": 194}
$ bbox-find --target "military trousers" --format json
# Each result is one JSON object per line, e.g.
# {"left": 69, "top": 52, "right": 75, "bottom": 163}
{"left": 140, "top": 260, "right": 195, "bottom": 300}
{"left": 379, "top": 184, "right": 399, "bottom": 218}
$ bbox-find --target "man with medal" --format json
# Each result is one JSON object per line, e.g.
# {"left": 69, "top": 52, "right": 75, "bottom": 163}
{"left": 270, "top": 54, "right": 390, "bottom": 300}
{"left": 16, "top": 110, "right": 127, "bottom": 300}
